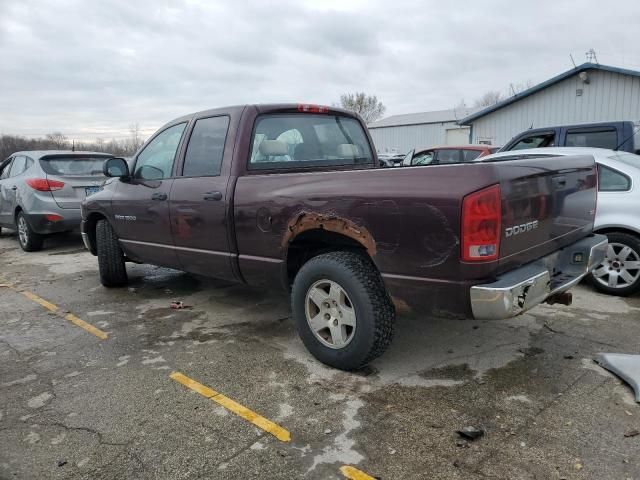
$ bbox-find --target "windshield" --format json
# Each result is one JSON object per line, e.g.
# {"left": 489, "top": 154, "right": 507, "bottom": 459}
{"left": 40, "top": 156, "right": 110, "bottom": 176}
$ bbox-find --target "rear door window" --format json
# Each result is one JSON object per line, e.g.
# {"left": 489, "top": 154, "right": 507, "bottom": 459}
{"left": 462, "top": 150, "right": 483, "bottom": 161}
{"left": 249, "top": 114, "right": 373, "bottom": 170}
{"left": 182, "top": 116, "right": 230, "bottom": 177}
{"left": 435, "top": 149, "right": 462, "bottom": 164}
{"left": 9, "top": 156, "right": 27, "bottom": 177}
{"left": 510, "top": 133, "right": 556, "bottom": 150}
{"left": 566, "top": 128, "right": 617, "bottom": 149}
{"left": 598, "top": 164, "right": 631, "bottom": 191}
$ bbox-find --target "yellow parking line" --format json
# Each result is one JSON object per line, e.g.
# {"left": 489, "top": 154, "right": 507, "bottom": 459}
{"left": 340, "top": 466, "right": 376, "bottom": 480}
{"left": 0, "top": 279, "right": 107, "bottom": 340}
{"left": 20, "top": 290, "right": 59, "bottom": 313}
{"left": 170, "top": 371, "right": 291, "bottom": 442}
{"left": 64, "top": 313, "right": 108, "bottom": 340}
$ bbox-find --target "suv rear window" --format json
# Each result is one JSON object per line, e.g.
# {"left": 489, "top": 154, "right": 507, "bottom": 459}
{"left": 249, "top": 114, "right": 373, "bottom": 170}
{"left": 40, "top": 156, "right": 111, "bottom": 176}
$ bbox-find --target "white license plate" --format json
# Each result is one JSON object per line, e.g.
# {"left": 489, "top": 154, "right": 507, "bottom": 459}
{"left": 85, "top": 186, "right": 101, "bottom": 196}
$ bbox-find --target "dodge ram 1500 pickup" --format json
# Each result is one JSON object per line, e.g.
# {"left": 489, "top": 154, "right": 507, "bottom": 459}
{"left": 81, "top": 104, "right": 607, "bottom": 370}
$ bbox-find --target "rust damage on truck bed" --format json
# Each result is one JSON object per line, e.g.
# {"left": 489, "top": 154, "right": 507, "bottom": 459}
{"left": 283, "top": 211, "right": 377, "bottom": 256}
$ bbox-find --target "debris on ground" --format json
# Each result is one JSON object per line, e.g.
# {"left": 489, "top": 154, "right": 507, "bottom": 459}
{"left": 455, "top": 439, "right": 469, "bottom": 448}
{"left": 563, "top": 354, "right": 575, "bottom": 360}
{"left": 170, "top": 301, "right": 192, "bottom": 310}
{"left": 594, "top": 353, "right": 640, "bottom": 402}
{"left": 324, "top": 428, "right": 332, "bottom": 435}
{"left": 456, "top": 426, "right": 485, "bottom": 440}
{"left": 57, "top": 460, "right": 67, "bottom": 467}
{"left": 624, "top": 429, "right": 639, "bottom": 438}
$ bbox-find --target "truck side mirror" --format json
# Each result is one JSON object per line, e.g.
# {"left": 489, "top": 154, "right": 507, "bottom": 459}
{"left": 103, "top": 157, "right": 130, "bottom": 178}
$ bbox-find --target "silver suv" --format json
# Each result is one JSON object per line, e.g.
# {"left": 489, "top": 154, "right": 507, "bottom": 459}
{"left": 0, "top": 151, "right": 112, "bottom": 251}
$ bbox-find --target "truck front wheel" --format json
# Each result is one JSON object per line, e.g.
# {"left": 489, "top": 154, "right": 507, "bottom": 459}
{"left": 96, "top": 219, "right": 128, "bottom": 287}
{"left": 292, "top": 251, "right": 395, "bottom": 370}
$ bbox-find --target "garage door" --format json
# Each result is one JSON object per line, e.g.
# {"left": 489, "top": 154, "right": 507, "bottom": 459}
{"left": 445, "top": 127, "right": 470, "bottom": 145}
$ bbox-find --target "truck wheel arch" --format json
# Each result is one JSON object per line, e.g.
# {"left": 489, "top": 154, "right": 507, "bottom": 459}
{"left": 285, "top": 223, "right": 376, "bottom": 287}
{"left": 85, "top": 212, "right": 109, "bottom": 255}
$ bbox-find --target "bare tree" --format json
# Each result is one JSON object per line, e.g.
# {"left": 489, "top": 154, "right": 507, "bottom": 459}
{"left": 338, "top": 92, "right": 386, "bottom": 123}
{"left": 45, "top": 132, "right": 69, "bottom": 149}
{"left": 128, "top": 122, "right": 144, "bottom": 154}
{"left": 474, "top": 90, "right": 503, "bottom": 108}
{"left": 510, "top": 80, "right": 534, "bottom": 96}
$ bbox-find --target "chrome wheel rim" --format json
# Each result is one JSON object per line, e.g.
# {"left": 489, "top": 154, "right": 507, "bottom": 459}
{"left": 305, "top": 279, "right": 356, "bottom": 349}
{"left": 592, "top": 242, "right": 640, "bottom": 289}
{"left": 17, "top": 216, "right": 28, "bottom": 246}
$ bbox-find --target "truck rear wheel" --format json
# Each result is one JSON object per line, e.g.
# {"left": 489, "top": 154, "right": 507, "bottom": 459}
{"left": 589, "top": 231, "right": 640, "bottom": 296}
{"left": 96, "top": 219, "right": 128, "bottom": 287}
{"left": 292, "top": 251, "right": 395, "bottom": 370}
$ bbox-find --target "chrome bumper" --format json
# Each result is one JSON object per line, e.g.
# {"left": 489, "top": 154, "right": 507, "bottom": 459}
{"left": 470, "top": 234, "right": 608, "bottom": 320}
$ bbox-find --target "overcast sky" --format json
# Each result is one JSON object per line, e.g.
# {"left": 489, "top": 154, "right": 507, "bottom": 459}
{"left": 2, "top": 0, "right": 640, "bottom": 140}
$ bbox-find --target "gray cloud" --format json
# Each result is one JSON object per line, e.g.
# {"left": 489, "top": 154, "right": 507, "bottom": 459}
{"left": 1, "top": 0, "right": 640, "bottom": 140}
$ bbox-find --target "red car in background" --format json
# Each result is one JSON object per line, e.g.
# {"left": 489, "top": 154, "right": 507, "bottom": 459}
{"left": 402, "top": 144, "right": 499, "bottom": 166}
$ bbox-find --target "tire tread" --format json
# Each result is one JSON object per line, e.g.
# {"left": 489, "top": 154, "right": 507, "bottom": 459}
{"left": 96, "top": 219, "right": 128, "bottom": 287}
{"left": 292, "top": 250, "right": 395, "bottom": 369}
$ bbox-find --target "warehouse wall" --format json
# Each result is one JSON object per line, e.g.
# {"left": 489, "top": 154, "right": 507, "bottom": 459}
{"left": 470, "top": 70, "right": 640, "bottom": 145}
{"left": 368, "top": 122, "right": 469, "bottom": 154}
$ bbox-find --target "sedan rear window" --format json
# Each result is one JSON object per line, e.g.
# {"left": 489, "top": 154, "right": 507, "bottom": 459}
{"left": 249, "top": 114, "right": 373, "bottom": 170}
{"left": 40, "top": 156, "right": 111, "bottom": 176}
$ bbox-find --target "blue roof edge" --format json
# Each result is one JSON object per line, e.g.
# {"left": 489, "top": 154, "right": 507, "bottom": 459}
{"left": 458, "top": 63, "right": 640, "bottom": 125}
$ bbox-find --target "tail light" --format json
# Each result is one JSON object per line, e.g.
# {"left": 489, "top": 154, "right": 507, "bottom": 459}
{"left": 25, "top": 179, "right": 65, "bottom": 191}
{"left": 461, "top": 184, "right": 501, "bottom": 262}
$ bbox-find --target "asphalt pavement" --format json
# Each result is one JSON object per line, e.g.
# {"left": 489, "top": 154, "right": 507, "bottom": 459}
{"left": 1, "top": 232, "right": 639, "bottom": 479}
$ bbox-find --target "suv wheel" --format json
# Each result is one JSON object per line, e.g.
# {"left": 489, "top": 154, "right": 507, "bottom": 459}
{"left": 589, "top": 231, "right": 640, "bottom": 296}
{"left": 292, "top": 251, "right": 395, "bottom": 370}
{"left": 96, "top": 219, "right": 128, "bottom": 287}
{"left": 16, "top": 212, "right": 44, "bottom": 252}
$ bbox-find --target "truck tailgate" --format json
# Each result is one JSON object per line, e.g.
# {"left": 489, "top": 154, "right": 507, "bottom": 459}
{"left": 495, "top": 155, "right": 597, "bottom": 273}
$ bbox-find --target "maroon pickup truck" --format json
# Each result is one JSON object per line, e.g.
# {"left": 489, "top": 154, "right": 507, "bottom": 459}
{"left": 81, "top": 104, "right": 607, "bottom": 370}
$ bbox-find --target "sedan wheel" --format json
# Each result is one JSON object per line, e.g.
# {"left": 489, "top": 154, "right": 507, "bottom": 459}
{"left": 590, "top": 232, "right": 640, "bottom": 296}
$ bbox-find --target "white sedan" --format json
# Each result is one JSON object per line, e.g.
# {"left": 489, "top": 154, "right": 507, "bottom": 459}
{"left": 479, "top": 147, "right": 640, "bottom": 296}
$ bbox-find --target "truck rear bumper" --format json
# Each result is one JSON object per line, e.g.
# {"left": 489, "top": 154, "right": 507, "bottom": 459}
{"left": 470, "top": 234, "right": 608, "bottom": 320}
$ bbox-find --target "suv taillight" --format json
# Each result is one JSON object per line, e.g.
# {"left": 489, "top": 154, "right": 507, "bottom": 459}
{"left": 461, "top": 184, "right": 501, "bottom": 262}
{"left": 25, "top": 179, "right": 65, "bottom": 191}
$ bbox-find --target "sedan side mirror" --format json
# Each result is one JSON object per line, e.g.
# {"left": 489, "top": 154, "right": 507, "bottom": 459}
{"left": 103, "top": 157, "right": 130, "bottom": 178}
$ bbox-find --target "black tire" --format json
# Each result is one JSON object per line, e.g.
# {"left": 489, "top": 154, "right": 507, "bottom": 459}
{"left": 16, "top": 212, "right": 44, "bottom": 252}
{"left": 96, "top": 219, "right": 128, "bottom": 287}
{"left": 292, "top": 251, "right": 395, "bottom": 370}
{"left": 588, "top": 231, "right": 640, "bottom": 296}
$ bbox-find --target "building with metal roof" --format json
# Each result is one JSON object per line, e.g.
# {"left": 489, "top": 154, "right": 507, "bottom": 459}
{"left": 368, "top": 106, "right": 479, "bottom": 154}
{"left": 459, "top": 63, "right": 640, "bottom": 146}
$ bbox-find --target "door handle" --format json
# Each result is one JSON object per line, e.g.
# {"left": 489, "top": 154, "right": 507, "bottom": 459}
{"left": 151, "top": 192, "right": 167, "bottom": 201}
{"left": 203, "top": 191, "right": 223, "bottom": 201}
